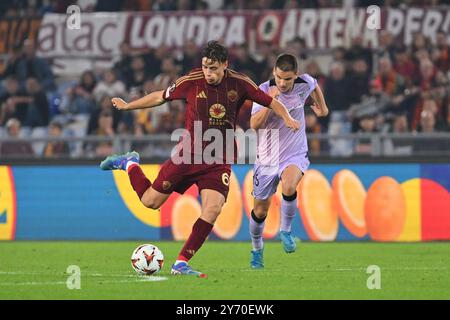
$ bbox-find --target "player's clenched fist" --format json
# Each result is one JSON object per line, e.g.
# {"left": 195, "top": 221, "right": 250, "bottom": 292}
{"left": 284, "top": 117, "right": 300, "bottom": 131}
{"left": 111, "top": 97, "right": 128, "bottom": 110}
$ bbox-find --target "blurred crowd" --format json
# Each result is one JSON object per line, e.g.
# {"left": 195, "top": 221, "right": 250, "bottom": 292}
{"left": 0, "top": 1, "right": 449, "bottom": 158}
{"left": 306, "top": 31, "right": 450, "bottom": 156}
{"left": 0, "top": 0, "right": 447, "bottom": 16}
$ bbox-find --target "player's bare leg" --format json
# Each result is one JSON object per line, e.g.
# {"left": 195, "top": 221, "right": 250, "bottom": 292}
{"left": 249, "top": 198, "right": 271, "bottom": 268}
{"left": 140, "top": 187, "right": 170, "bottom": 210}
{"left": 279, "top": 165, "right": 303, "bottom": 253}
{"left": 171, "top": 189, "right": 225, "bottom": 278}
{"left": 198, "top": 188, "right": 226, "bottom": 224}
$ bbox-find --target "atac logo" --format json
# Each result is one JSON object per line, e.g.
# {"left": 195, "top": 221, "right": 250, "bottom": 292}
{"left": 209, "top": 104, "right": 226, "bottom": 119}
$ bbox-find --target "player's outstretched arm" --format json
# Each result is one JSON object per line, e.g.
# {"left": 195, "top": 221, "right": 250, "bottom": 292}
{"left": 111, "top": 90, "right": 166, "bottom": 111}
{"left": 250, "top": 108, "right": 271, "bottom": 130}
{"left": 309, "top": 85, "right": 329, "bottom": 117}
{"left": 250, "top": 86, "right": 279, "bottom": 130}
{"left": 269, "top": 99, "right": 300, "bottom": 131}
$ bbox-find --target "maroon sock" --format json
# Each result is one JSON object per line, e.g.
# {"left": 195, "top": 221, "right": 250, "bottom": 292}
{"left": 127, "top": 164, "right": 151, "bottom": 199}
{"left": 178, "top": 218, "right": 214, "bottom": 261}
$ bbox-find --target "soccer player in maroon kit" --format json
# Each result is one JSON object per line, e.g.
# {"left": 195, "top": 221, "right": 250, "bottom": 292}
{"left": 100, "top": 41, "right": 299, "bottom": 277}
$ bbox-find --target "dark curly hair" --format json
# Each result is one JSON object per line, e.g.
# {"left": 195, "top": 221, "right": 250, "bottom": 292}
{"left": 202, "top": 40, "right": 228, "bottom": 63}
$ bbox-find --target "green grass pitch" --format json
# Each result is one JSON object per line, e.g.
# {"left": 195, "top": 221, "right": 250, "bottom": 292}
{"left": 0, "top": 241, "right": 449, "bottom": 299}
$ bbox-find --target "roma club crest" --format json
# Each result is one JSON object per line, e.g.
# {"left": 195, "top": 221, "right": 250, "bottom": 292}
{"left": 227, "top": 90, "right": 238, "bottom": 102}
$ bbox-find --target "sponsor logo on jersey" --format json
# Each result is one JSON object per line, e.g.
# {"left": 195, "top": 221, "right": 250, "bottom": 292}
{"left": 209, "top": 104, "right": 226, "bottom": 119}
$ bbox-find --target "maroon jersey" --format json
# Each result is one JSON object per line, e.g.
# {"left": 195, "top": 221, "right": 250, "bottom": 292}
{"left": 162, "top": 68, "right": 273, "bottom": 162}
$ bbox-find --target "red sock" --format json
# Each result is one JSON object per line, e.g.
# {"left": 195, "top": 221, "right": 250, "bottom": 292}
{"left": 177, "top": 218, "right": 213, "bottom": 261}
{"left": 127, "top": 165, "right": 151, "bottom": 199}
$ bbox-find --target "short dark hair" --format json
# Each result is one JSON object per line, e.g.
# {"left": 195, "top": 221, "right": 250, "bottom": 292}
{"left": 275, "top": 53, "right": 298, "bottom": 72}
{"left": 202, "top": 40, "right": 228, "bottom": 63}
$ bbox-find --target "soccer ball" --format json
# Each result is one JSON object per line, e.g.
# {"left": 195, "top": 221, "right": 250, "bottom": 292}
{"left": 131, "top": 244, "right": 164, "bottom": 275}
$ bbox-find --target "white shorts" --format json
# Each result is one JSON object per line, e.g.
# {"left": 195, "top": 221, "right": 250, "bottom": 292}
{"left": 252, "top": 153, "right": 310, "bottom": 200}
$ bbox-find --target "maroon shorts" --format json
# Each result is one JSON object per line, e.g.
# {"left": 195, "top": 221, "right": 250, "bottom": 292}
{"left": 152, "top": 159, "right": 232, "bottom": 200}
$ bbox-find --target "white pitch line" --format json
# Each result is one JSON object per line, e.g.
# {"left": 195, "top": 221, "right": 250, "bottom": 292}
{"left": 1, "top": 267, "right": 447, "bottom": 277}
{"left": 0, "top": 271, "right": 146, "bottom": 278}
{"left": 0, "top": 276, "right": 168, "bottom": 286}
{"left": 239, "top": 267, "right": 449, "bottom": 272}
{"left": 0, "top": 281, "right": 67, "bottom": 286}
{"left": 0, "top": 271, "right": 43, "bottom": 275}
{"left": 0, "top": 266, "right": 447, "bottom": 282}
{"left": 0, "top": 270, "right": 169, "bottom": 286}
